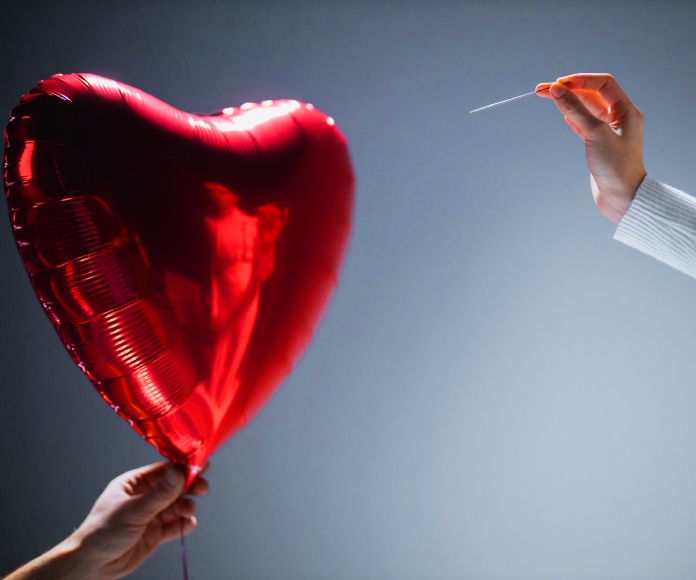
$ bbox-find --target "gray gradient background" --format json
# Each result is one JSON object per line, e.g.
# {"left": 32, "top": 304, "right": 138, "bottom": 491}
{"left": 2, "top": 1, "right": 696, "bottom": 578}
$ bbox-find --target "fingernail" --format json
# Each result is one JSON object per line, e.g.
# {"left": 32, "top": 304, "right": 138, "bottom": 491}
{"left": 165, "top": 468, "right": 180, "bottom": 487}
{"left": 550, "top": 83, "right": 567, "bottom": 98}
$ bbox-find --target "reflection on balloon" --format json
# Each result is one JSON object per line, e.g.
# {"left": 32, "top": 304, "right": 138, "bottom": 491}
{"left": 4, "top": 73, "right": 354, "bottom": 485}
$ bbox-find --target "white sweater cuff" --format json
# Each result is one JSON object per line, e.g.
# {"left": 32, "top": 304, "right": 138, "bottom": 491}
{"left": 614, "top": 175, "right": 696, "bottom": 278}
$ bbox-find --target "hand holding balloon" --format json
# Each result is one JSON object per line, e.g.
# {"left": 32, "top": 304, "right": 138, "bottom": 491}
{"left": 536, "top": 73, "right": 647, "bottom": 224}
{"left": 5, "top": 462, "right": 209, "bottom": 580}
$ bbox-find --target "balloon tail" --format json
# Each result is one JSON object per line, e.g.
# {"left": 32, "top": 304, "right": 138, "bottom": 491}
{"left": 180, "top": 521, "right": 189, "bottom": 580}
{"left": 185, "top": 464, "right": 203, "bottom": 489}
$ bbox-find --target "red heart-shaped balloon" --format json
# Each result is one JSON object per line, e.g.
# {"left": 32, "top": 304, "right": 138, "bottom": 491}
{"left": 4, "top": 74, "right": 354, "bottom": 483}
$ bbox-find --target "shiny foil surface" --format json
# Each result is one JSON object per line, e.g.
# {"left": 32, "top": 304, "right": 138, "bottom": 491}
{"left": 4, "top": 74, "right": 354, "bottom": 484}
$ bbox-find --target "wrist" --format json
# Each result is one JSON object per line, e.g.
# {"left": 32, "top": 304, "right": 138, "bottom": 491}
{"left": 596, "top": 167, "right": 647, "bottom": 224}
{"left": 615, "top": 167, "right": 647, "bottom": 223}
{"left": 56, "top": 533, "right": 104, "bottom": 579}
{"left": 49, "top": 534, "right": 103, "bottom": 580}
{"left": 4, "top": 533, "right": 102, "bottom": 580}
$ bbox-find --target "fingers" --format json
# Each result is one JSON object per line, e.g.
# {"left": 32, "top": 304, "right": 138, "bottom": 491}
{"left": 535, "top": 83, "right": 552, "bottom": 97}
{"left": 538, "top": 84, "right": 613, "bottom": 120}
{"left": 556, "top": 73, "right": 630, "bottom": 108}
{"left": 159, "top": 515, "right": 198, "bottom": 545}
{"left": 158, "top": 496, "right": 197, "bottom": 526}
{"left": 187, "top": 475, "right": 210, "bottom": 497}
{"left": 564, "top": 117, "right": 584, "bottom": 139}
{"left": 154, "top": 464, "right": 208, "bottom": 544}
{"left": 127, "top": 464, "right": 187, "bottom": 519}
{"left": 547, "top": 81, "right": 611, "bottom": 141}
{"left": 548, "top": 73, "right": 643, "bottom": 133}
{"left": 119, "top": 461, "right": 172, "bottom": 496}
{"left": 112, "top": 460, "right": 209, "bottom": 524}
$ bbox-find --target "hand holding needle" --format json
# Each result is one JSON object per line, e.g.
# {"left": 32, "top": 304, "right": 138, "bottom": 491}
{"left": 535, "top": 75, "right": 647, "bottom": 224}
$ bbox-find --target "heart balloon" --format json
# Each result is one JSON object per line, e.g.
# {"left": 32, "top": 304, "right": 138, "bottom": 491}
{"left": 4, "top": 73, "right": 354, "bottom": 484}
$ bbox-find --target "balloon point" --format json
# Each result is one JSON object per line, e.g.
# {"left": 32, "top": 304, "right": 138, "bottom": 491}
{"left": 222, "top": 107, "right": 234, "bottom": 115}
{"left": 326, "top": 117, "right": 335, "bottom": 126}
{"left": 306, "top": 103, "right": 314, "bottom": 110}
{"left": 240, "top": 102, "right": 254, "bottom": 110}
{"left": 261, "top": 100, "right": 273, "bottom": 107}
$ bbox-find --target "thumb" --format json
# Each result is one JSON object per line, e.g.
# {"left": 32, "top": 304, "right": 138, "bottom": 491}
{"left": 549, "top": 82, "right": 610, "bottom": 141}
{"left": 130, "top": 466, "right": 186, "bottom": 518}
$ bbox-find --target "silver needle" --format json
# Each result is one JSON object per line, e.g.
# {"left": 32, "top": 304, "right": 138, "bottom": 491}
{"left": 470, "top": 87, "right": 549, "bottom": 114}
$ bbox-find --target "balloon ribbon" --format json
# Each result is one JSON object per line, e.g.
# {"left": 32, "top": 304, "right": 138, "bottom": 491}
{"left": 181, "top": 525, "right": 189, "bottom": 580}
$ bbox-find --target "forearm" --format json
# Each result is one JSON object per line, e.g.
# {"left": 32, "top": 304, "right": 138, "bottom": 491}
{"left": 614, "top": 175, "right": 696, "bottom": 279}
{"left": 4, "top": 534, "right": 102, "bottom": 580}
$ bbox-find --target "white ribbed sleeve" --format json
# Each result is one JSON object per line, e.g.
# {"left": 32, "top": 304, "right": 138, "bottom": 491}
{"left": 614, "top": 175, "right": 696, "bottom": 279}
